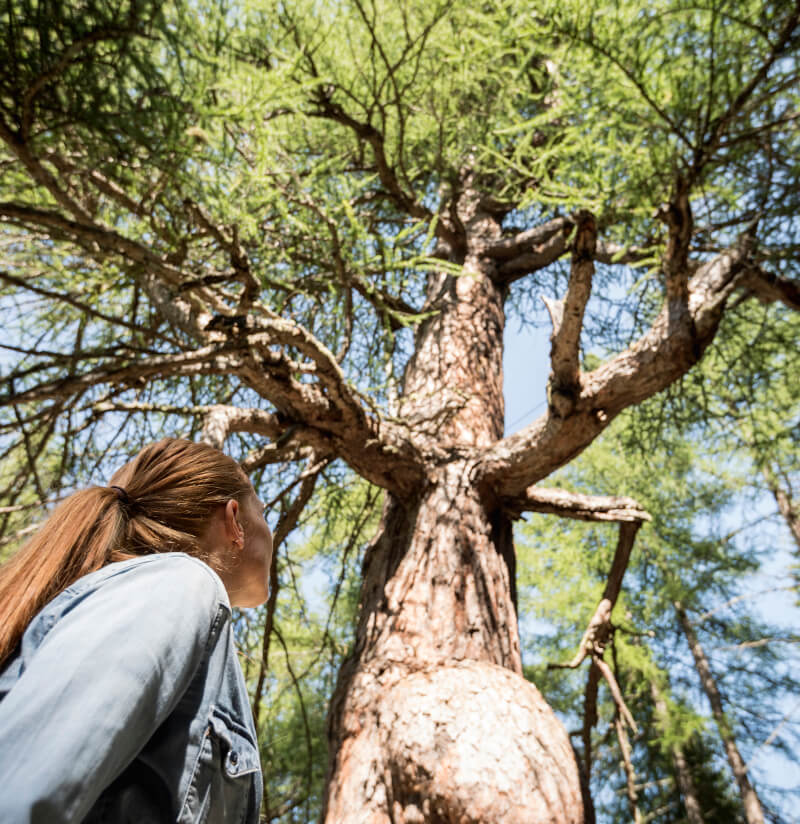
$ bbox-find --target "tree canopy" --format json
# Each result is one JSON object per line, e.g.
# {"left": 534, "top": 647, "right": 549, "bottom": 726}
{"left": 1, "top": 0, "right": 799, "bottom": 821}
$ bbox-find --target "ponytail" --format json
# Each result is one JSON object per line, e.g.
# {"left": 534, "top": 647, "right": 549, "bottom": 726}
{"left": 0, "top": 438, "right": 252, "bottom": 669}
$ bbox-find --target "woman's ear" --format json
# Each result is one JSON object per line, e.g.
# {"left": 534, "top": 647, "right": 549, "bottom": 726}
{"left": 224, "top": 499, "right": 244, "bottom": 548}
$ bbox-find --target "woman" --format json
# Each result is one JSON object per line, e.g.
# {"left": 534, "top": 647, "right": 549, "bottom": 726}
{"left": 0, "top": 438, "right": 272, "bottom": 823}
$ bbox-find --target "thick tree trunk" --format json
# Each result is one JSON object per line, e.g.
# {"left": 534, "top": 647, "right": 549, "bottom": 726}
{"left": 322, "top": 199, "right": 584, "bottom": 822}
{"left": 675, "top": 605, "right": 764, "bottom": 824}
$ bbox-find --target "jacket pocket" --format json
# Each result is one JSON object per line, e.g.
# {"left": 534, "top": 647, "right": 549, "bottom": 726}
{"left": 178, "top": 707, "right": 260, "bottom": 824}
{"left": 208, "top": 708, "right": 261, "bottom": 779}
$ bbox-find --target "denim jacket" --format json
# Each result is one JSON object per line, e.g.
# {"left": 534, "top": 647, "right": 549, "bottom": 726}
{"left": 0, "top": 553, "right": 263, "bottom": 823}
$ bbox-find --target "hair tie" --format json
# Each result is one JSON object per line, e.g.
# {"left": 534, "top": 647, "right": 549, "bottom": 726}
{"left": 110, "top": 485, "right": 132, "bottom": 507}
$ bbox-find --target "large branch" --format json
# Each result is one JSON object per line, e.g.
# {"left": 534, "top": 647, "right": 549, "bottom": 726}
{"left": 478, "top": 237, "right": 758, "bottom": 498}
{"left": 1, "top": 199, "right": 428, "bottom": 493}
{"left": 486, "top": 217, "right": 571, "bottom": 285}
{"left": 739, "top": 266, "right": 800, "bottom": 312}
{"left": 485, "top": 214, "right": 652, "bottom": 286}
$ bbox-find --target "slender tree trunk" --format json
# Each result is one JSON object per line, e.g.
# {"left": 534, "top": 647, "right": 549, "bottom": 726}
{"left": 650, "top": 681, "right": 704, "bottom": 824}
{"left": 675, "top": 604, "right": 764, "bottom": 824}
{"left": 614, "top": 715, "right": 642, "bottom": 824}
{"left": 762, "top": 466, "right": 800, "bottom": 552}
{"left": 322, "top": 197, "right": 584, "bottom": 823}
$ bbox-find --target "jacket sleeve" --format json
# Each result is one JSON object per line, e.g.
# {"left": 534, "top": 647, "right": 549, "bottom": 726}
{"left": 0, "top": 554, "right": 229, "bottom": 824}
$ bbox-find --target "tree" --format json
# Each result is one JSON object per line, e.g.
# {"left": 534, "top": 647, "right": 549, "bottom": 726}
{"left": 1, "top": 0, "right": 799, "bottom": 821}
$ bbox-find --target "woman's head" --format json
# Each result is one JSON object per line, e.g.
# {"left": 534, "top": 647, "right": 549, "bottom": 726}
{"left": 109, "top": 438, "right": 255, "bottom": 560}
{"left": 0, "top": 438, "right": 273, "bottom": 667}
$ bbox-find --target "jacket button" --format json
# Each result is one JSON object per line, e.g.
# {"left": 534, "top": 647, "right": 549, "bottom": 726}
{"left": 230, "top": 751, "right": 239, "bottom": 765}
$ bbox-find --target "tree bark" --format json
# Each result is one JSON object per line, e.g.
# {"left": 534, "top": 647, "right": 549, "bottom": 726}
{"left": 322, "top": 197, "right": 584, "bottom": 823}
{"left": 675, "top": 604, "right": 764, "bottom": 824}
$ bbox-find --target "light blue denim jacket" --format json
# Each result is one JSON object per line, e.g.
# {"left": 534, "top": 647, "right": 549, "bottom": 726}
{"left": 0, "top": 553, "right": 263, "bottom": 823}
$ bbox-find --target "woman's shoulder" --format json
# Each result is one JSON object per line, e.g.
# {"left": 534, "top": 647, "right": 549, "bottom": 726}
{"left": 73, "top": 552, "right": 225, "bottom": 594}
{"left": 49, "top": 553, "right": 230, "bottom": 624}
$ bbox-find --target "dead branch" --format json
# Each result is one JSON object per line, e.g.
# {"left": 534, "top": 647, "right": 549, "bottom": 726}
{"left": 543, "top": 211, "right": 597, "bottom": 417}
{"left": 509, "top": 486, "right": 650, "bottom": 522}
{"left": 550, "top": 521, "right": 643, "bottom": 669}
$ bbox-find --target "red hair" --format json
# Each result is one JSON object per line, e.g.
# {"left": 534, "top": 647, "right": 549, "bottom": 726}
{"left": 0, "top": 438, "right": 252, "bottom": 669}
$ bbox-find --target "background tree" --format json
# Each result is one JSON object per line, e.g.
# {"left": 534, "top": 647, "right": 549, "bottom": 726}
{"left": 1, "top": 0, "right": 799, "bottom": 821}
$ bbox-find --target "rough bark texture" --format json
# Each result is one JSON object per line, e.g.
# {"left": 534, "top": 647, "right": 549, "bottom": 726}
{"left": 323, "top": 197, "right": 584, "bottom": 823}
{"left": 675, "top": 605, "right": 764, "bottom": 824}
{"left": 323, "top": 478, "right": 583, "bottom": 824}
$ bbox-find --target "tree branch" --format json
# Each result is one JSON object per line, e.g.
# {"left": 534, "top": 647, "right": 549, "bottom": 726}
{"left": 0, "top": 270, "right": 172, "bottom": 343}
{"left": 614, "top": 714, "right": 643, "bottom": 824}
{"left": 487, "top": 217, "right": 571, "bottom": 284}
{"left": 0, "top": 346, "right": 240, "bottom": 406}
{"left": 654, "top": 176, "right": 692, "bottom": 302}
{"left": 582, "top": 660, "right": 601, "bottom": 777}
{"left": 694, "top": 1, "right": 800, "bottom": 171}
{"left": 309, "top": 90, "right": 459, "bottom": 249}
{"left": 486, "top": 216, "right": 652, "bottom": 283}
{"left": 550, "top": 521, "right": 643, "bottom": 669}
{"left": 251, "top": 456, "right": 323, "bottom": 742}
{"left": 739, "top": 266, "right": 800, "bottom": 312}
{"left": 543, "top": 210, "right": 596, "bottom": 417}
{"left": 507, "top": 486, "right": 650, "bottom": 523}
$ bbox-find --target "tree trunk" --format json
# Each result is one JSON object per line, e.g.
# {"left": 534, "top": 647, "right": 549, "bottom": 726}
{"left": 322, "top": 197, "right": 584, "bottom": 823}
{"left": 762, "top": 466, "right": 800, "bottom": 552}
{"left": 650, "top": 681, "right": 704, "bottom": 824}
{"left": 614, "top": 715, "right": 642, "bottom": 824}
{"left": 675, "top": 604, "right": 764, "bottom": 824}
